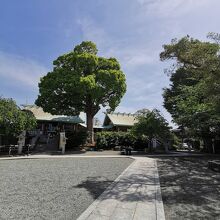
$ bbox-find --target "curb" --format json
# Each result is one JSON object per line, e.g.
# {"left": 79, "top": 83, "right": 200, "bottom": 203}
{"left": 0, "top": 155, "right": 134, "bottom": 161}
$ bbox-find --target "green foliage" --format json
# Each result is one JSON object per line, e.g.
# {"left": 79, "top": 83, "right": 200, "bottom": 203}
{"left": 35, "top": 41, "right": 126, "bottom": 143}
{"left": 74, "top": 41, "right": 98, "bottom": 55}
{"left": 66, "top": 130, "right": 88, "bottom": 149}
{"left": 169, "top": 132, "right": 181, "bottom": 150}
{"left": 22, "top": 109, "right": 38, "bottom": 132}
{"left": 132, "top": 109, "right": 171, "bottom": 141}
{"left": 95, "top": 131, "right": 148, "bottom": 150}
{"left": 161, "top": 34, "right": 220, "bottom": 142}
{"left": 0, "top": 97, "right": 37, "bottom": 136}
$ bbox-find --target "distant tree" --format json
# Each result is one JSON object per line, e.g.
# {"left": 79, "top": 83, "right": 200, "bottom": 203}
{"left": 135, "top": 108, "right": 150, "bottom": 116}
{"left": 36, "top": 41, "right": 126, "bottom": 143}
{"left": 132, "top": 109, "right": 171, "bottom": 152}
{"left": 0, "top": 97, "right": 36, "bottom": 136}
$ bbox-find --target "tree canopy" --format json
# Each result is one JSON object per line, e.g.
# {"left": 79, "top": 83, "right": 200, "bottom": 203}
{"left": 36, "top": 41, "right": 126, "bottom": 143}
{"left": 0, "top": 97, "right": 36, "bottom": 136}
{"left": 132, "top": 109, "right": 171, "bottom": 141}
{"left": 161, "top": 33, "right": 220, "bottom": 151}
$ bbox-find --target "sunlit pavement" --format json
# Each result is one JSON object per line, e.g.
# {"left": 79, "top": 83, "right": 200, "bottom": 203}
{"left": 77, "top": 156, "right": 165, "bottom": 220}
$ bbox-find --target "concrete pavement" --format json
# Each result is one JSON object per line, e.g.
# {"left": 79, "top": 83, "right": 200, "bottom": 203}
{"left": 77, "top": 157, "right": 165, "bottom": 220}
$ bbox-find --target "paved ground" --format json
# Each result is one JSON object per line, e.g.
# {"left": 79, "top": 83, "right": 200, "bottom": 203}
{"left": 3, "top": 152, "right": 217, "bottom": 220}
{"left": 0, "top": 157, "right": 133, "bottom": 220}
{"left": 77, "top": 157, "right": 165, "bottom": 220}
{"left": 157, "top": 156, "right": 220, "bottom": 220}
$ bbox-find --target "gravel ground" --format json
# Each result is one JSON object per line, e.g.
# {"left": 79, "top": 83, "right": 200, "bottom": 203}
{"left": 0, "top": 157, "right": 133, "bottom": 220}
{"left": 157, "top": 156, "right": 220, "bottom": 220}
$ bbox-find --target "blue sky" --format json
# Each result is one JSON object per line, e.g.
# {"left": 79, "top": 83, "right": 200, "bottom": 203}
{"left": 0, "top": 0, "right": 220, "bottom": 126}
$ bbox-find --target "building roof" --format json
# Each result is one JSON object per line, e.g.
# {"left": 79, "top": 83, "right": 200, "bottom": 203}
{"left": 103, "top": 112, "right": 138, "bottom": 127}
{"left": 22, "top": 105, "right": 84, "bottom": 124}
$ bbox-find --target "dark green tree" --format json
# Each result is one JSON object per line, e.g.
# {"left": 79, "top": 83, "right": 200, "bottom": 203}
{"left": 36, "top": 41, "right": 126, "bottom": 143}
{"left": 0, "top": 97, "right": 36, "bottom": 136}
{"left": 161, "top": 34, "right": 220, "bottom": 152}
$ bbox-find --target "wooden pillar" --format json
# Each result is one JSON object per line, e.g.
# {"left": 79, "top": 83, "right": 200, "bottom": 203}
{"left": 41, "top": 123, "right": 45, "bottom": 134}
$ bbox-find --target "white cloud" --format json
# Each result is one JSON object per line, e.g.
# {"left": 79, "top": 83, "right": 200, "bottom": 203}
{"left": 136, "top": 0, "right": 210, "bottom": 18}
{"left": 127, "top": 79, "right": 155, "bottom": 97}
{"left": 0, "top": 51, "right": 48, "bottom": 88}
{"left": 107, "top": 47, "right": 161, "bottom": 70}
{"left": 124, "top": 53, "right": 155, "bottom": 66}
{"left": 77, "top": 16, "right": 160, "bottom": 70}
{"left": 77, "top": 18, "right": 107, "bottom": 47}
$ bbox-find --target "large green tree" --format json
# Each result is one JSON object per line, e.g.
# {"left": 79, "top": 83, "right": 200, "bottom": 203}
{"left": 161, "top": 34, "right": 220, "bottom": 151}
{"left": 36, "top": 41, "right": 126, "bottom": 143}
{"left": 0, "top": 97, "right": 36, "bottom": 136}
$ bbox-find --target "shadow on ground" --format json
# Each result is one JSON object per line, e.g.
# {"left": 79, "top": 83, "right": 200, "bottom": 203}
{"left": 157, "top": 156, "right": 220, "bottom": 220}
{"left": 74, "top": 176, "right": 113, "bottom": 199}
{"left": 74, "top": 167, "right": 158, "bottom": 203}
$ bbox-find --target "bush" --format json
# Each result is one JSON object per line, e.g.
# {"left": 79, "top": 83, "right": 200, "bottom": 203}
{"left": 95, "top": 131, "right": 148, "bottom": 150}
{"left": 95, "top": 132, "right": 119, "bottom": 149}
{"left": 66, "top": 131, "right": 88, "bottom": 149}
{"left": 169, "top": 133, "right": 181, "bottom": 150}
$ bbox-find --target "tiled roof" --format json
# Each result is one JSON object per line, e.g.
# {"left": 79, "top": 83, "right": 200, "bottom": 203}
{"left": 22, "top": 105, "right": 84, "bottom": 124}
{"left": 104, "top": 112, "right": 138, "bottom": 127}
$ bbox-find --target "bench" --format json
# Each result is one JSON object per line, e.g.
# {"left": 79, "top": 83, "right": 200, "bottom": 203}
{"left": 208, "top": 161, "right": 220, "bottom": 172}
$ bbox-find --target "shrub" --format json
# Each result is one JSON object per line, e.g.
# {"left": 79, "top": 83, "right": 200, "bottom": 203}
{"left": 95, "top": 132, "right": 118, "bottom": 149}
{"left": 66, "top": 131, "right": 88, "bottom": 149}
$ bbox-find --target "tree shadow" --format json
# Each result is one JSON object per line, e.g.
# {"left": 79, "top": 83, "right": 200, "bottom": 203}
{"left": 74, "top": 171, "right": 158, "bottom": 203}
{"left": 157, "top": 157, "right": 220, "bottom": 219}
{"left": 74, "top": 156, "right": 220, "bottom": 219}
{"left": 74, "top": 176, "right": 113, "bottom": 199}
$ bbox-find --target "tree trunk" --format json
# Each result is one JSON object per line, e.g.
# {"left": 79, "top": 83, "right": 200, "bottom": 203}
{"left": 86, "top": 112, "right": 94, "bottom": 144}
{"left": 164, "top": 140, "right": 169, "bottom": 153}
{"left": 202, "top": 137, "right": 213, "bottom": 153}
{"left": 148, "top": 138, "right": 152, "bottom": 153}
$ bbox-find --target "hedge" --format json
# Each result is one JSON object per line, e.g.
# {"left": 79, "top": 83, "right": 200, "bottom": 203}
{"left": 95, "top": 131, "right": 148, "bottom": 150}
